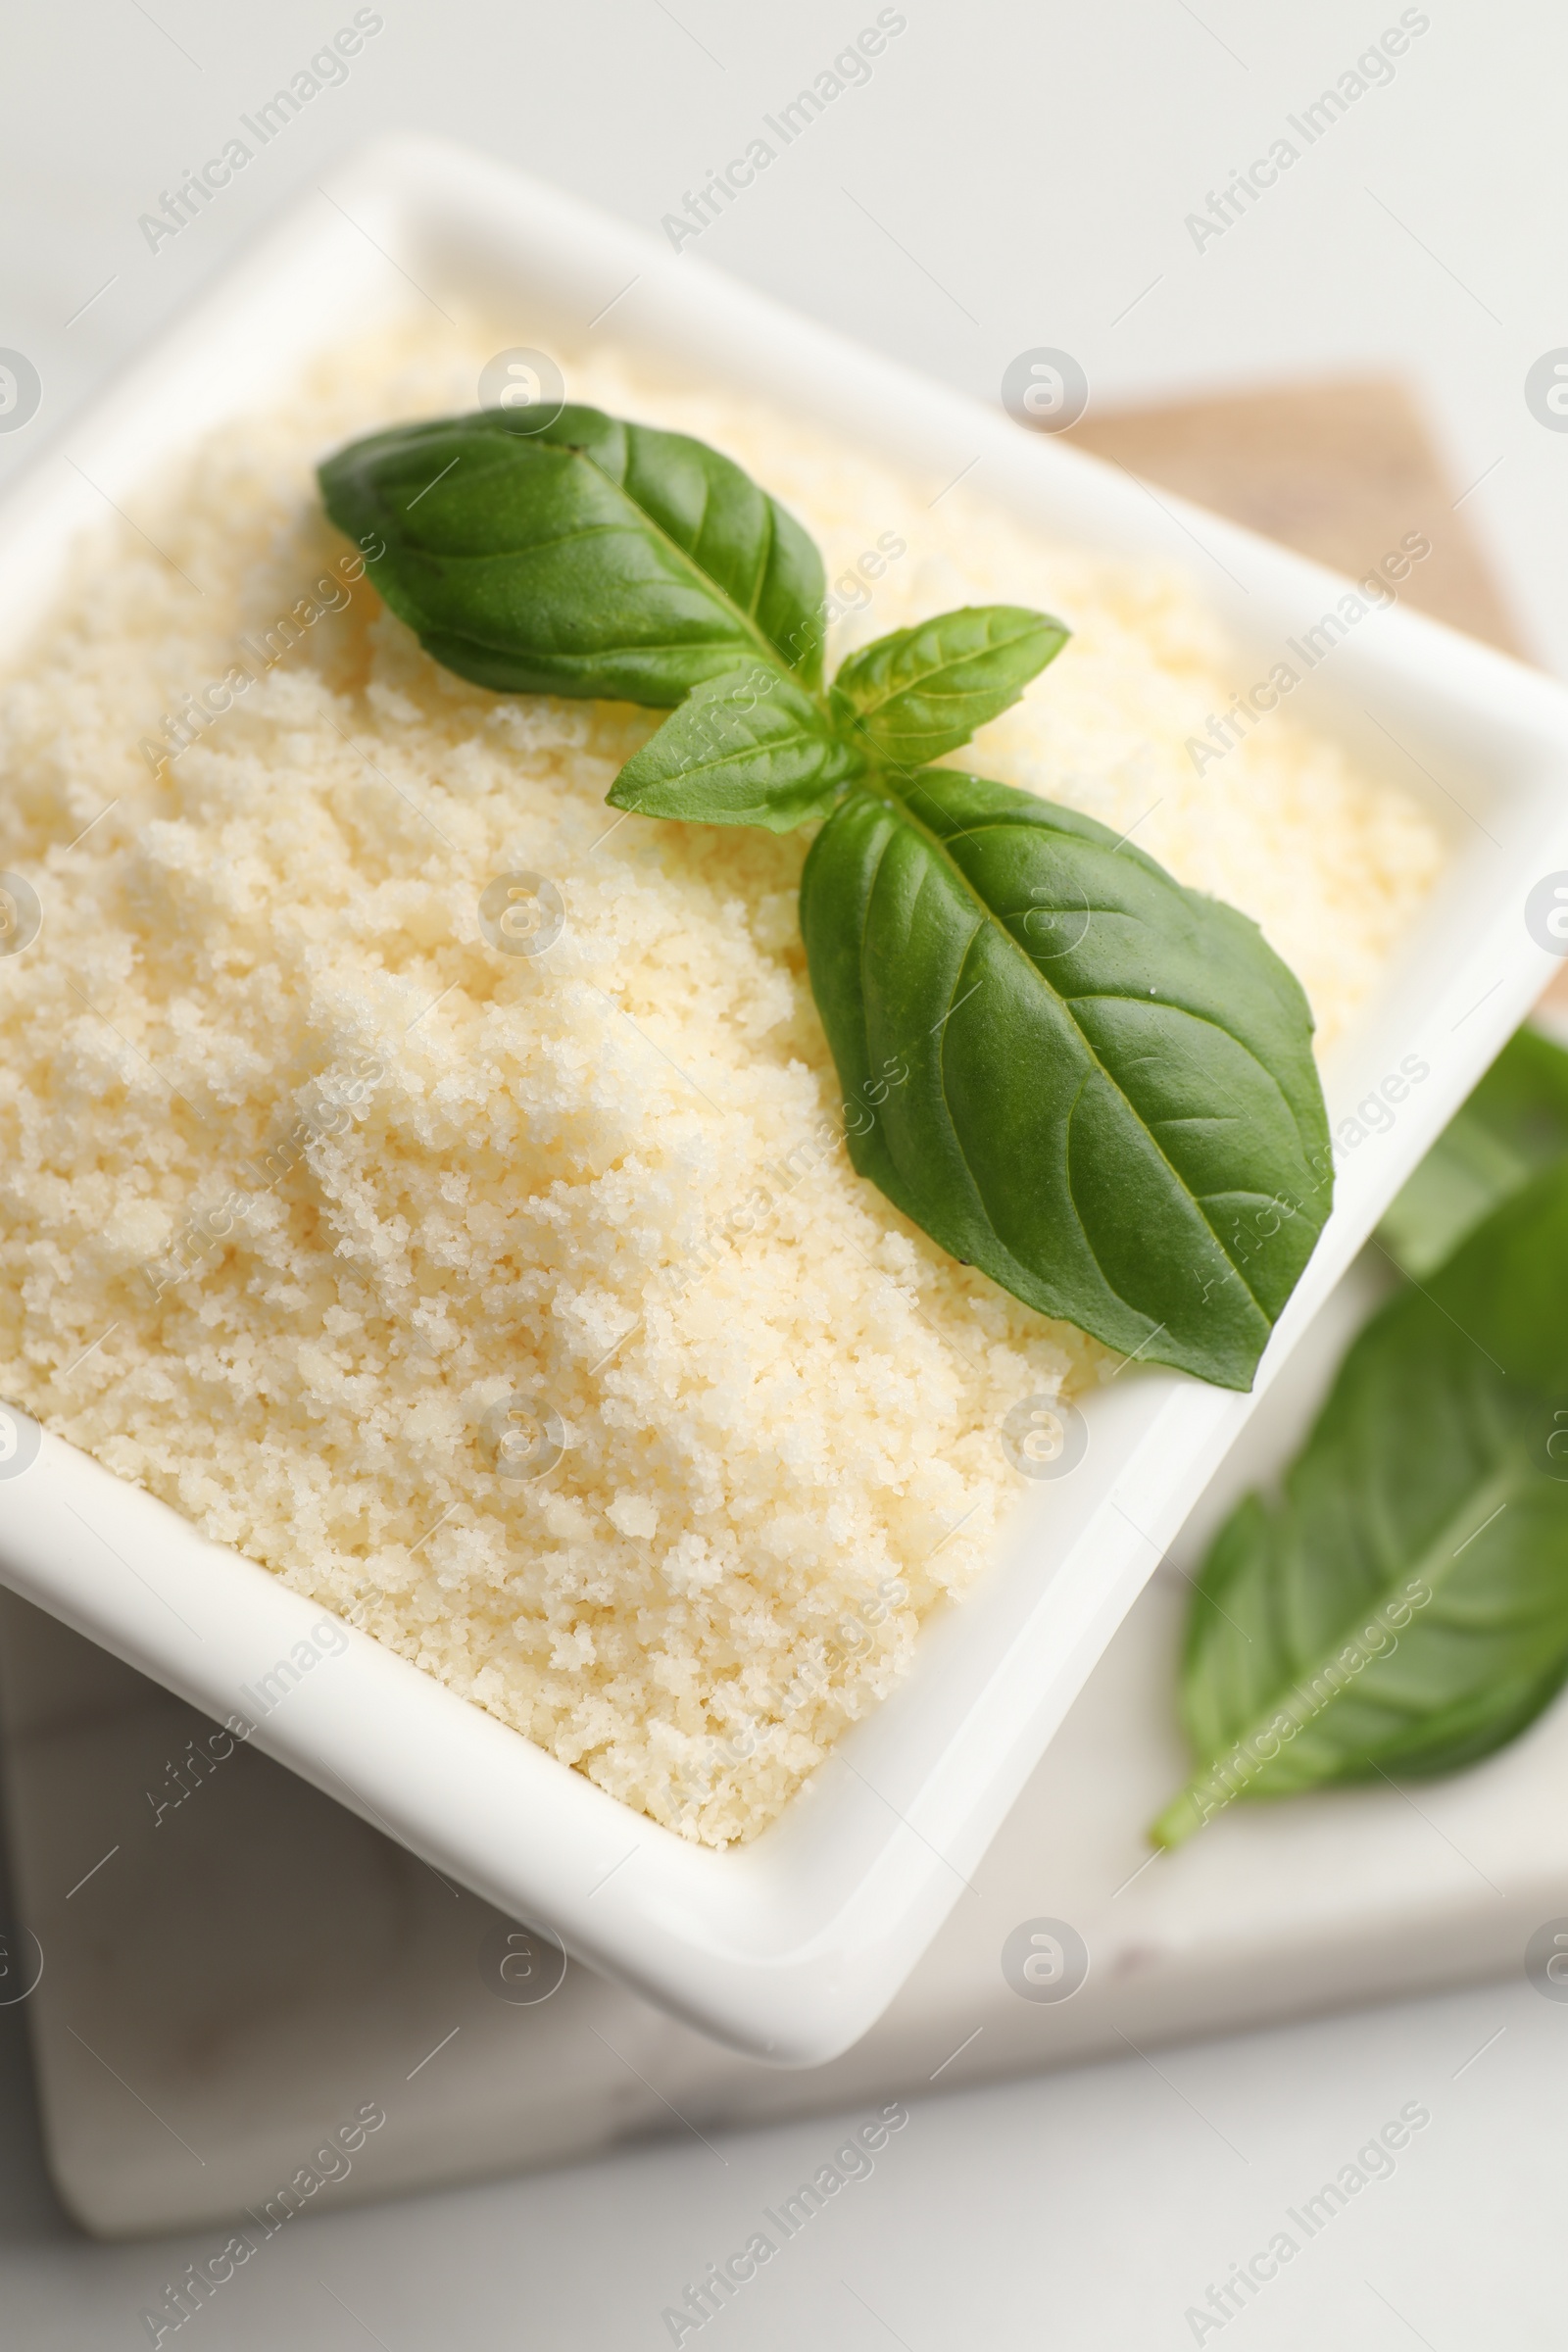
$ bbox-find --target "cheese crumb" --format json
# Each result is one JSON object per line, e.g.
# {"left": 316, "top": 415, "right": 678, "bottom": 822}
{"left": 608, "top": 1494, "right": 659, "bottom": 1542}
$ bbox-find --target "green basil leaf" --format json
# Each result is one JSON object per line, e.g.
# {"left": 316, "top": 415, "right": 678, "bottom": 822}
{"left": 799, "top": 767, "right": 1331, "bottom": 1390}
{"left": 1152, "top": 1164, "right": 1568, "bottom": 1849}
{"left": 1378, "top": 1024, "right": 1568, "bottom": 1279}
{"left": 318, "top": 405, "right": 826, "bottom": 705}
{"left": 607, "top": 665, "right": 863, "bottom": 832}
{"left": 829, "top": 605, "right": 1068, "bottom": 768}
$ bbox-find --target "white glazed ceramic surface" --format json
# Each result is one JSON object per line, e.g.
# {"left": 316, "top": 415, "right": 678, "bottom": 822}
{"left": 2, "top": 136, "right": 1566, "bottom": 2065}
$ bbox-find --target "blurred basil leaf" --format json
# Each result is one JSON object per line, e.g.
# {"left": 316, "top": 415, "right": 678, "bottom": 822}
{"left": 1152, "top": 1164, "right": 1568, "bottom": 1848}
{"left": 1378, "top": 1023, "right": 1568, "bottom": 1279}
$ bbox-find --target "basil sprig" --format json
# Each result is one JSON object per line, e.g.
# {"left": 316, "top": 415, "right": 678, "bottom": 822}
{"left": 1152, "top": 1163, "right": 1568, "bottom": 1848}
{"left": 321, "top": 405, "right": 1333, "bottom": 1389}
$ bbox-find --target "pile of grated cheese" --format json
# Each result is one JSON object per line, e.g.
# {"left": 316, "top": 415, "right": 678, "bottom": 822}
{"left": 0, "top": 324, "right": 1446, "bottom": 1843}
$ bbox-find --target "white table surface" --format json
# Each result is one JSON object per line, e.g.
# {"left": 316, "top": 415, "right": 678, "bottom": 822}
{"left": 3, "top": 0, "right": 1566, "bottom": 2340}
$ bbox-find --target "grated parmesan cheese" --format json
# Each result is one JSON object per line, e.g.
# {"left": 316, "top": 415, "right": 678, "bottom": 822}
{"left": 0, "top": 324, "right": 1446, "bottom": 1842}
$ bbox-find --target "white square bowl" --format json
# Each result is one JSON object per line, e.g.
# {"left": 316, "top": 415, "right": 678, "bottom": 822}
{"left": 3, "top": 134, "right": 1567, "bottom": 2066}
